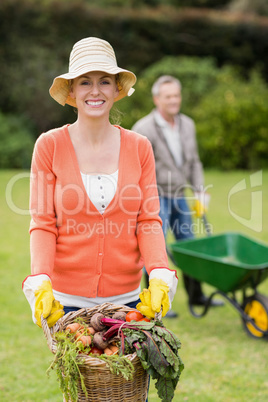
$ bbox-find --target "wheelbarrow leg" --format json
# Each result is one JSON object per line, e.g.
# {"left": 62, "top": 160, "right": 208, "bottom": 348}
{"left": 186, "top": 276, "right": 224, "bottom": 307}
{"left": 188, "top": 290, "right": 225, "bottom": 318}
{"left": 183, "top": 275, "right": 203, "bottom": 302}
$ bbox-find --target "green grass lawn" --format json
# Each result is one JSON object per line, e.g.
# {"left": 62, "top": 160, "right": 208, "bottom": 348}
{"left": 1, "top": 169, "right": 268, "bottom": 401}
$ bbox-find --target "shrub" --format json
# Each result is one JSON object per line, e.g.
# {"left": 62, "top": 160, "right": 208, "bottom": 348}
{"left": 193, "top": 68, "right": 268, "bottom": 169}
{"left": 1, "top": 0, "right": 268, "bottom": 138}
{"left": 120, "top": 55, "right": 268, "bottom": 170}
{"left": 0, "top": 113, "right": 35, "bottom": 169}
{"left": 119, "top": 56, "right": 220, "bottom": 129}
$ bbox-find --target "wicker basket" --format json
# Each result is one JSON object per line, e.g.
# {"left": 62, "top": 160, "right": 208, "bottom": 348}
{"left": 42, "top": 302, "right": 149, "bottom": 402}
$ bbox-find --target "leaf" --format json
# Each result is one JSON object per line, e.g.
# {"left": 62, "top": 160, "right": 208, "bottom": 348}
{"left": 153, "top": 325, "right": 181, "bottom": 350}
{"left": 155, "top": 334, "right": 184, "bottom": 378}
{"left": 127, "top": 320, "right": 155, "bottom": 330}
{"left": 159, "top": 338, "right": 180, "bottom": 370}
{"left": 156, "top": 375, "right": 180, "bottom": 402}
{"left": 133, "top": 341, "right": 151, "bottom": 371}
{"left": 98, "top": 355, "right": 134, "bottom": 381}
{"left": 142, "top": 330, "right": 169, "bottom": 376}
{"left": 121, "top": 323, "right": 184, "bottom": 401}
{"left": 177, "top": 353, "right": 185, "bottom": 374}
{"left": 123, "top": 329, "right": 147, "bottom": 346}
{"left": 47, "top": 332, "right": 87, "bottom": 401}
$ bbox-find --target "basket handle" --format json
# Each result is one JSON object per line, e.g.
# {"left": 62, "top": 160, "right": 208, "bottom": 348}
{"left": 154, "top": 308, "right": 162, "bottom": 321}
{"left": 41, "top": 315, "right": 54, "bottom": 353}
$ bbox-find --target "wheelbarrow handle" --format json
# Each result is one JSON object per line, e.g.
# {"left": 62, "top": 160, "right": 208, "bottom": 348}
{"left": 202, "top": 213, "right": 212, "bottom": 236}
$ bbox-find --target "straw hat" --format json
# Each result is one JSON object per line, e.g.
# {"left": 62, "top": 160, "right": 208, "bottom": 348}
{"left": 49, "top": 37, "right": 137, "bottom": 107}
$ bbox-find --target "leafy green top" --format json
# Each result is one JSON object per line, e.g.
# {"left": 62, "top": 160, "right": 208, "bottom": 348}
{"left": 122, "top": 319, "right": 184, "bottom": 401}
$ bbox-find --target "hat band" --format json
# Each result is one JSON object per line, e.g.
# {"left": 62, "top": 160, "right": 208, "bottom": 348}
{"left": 70, "top": 55, "right": 118, "bottom": 73}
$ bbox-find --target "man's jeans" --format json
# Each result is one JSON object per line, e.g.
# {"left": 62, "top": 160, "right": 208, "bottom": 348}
{"left": 159, "top": 196, "right": 194, "bottom": 241}
{"left": 159, "top": 196, "right": 203, "bottom": 302}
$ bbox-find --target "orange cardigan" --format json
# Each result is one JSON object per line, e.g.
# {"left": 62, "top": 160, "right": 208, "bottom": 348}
{"left": 30, "top": 125, "right": 169, "bottom": 298}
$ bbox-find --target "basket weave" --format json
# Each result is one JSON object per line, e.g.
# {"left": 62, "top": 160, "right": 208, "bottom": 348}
{"left": 42, "top": 302, "right": 149, "bottom": 402}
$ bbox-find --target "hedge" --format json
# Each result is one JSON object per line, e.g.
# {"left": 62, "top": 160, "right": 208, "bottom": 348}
{"left": 119, "top": 56, "right": 268, "bottom": 170}
{"left": 1, "top": 0, "right": 268, "bottom": 136}
{"left": 0, "top": 113, "right": 34, "bottom": 169}
{"left": 193, "top": 69, "right": 268, "bottom": 169}
{"left": 1, "top": 0, "right": 268, "bottom": 169}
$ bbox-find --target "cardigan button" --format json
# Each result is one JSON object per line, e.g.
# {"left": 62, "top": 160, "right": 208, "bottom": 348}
{"left": 98, "top": 252, "right": 103, "bottom": 256}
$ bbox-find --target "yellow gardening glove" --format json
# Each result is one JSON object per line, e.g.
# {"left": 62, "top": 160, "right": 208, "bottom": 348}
{"left": 46, "top": 300, "right": 65, "bottom": 327}
{"left": 137, "top": 278, "right": 170, "bottom": 318}
{"left": 192, "top": 199, "right": 206, "bottom": 218}
{"left": 34, "top": 280, "right": 64, "bottom": 328}
{"left": 137, "top": 289, "right": 155, "bottom": 318}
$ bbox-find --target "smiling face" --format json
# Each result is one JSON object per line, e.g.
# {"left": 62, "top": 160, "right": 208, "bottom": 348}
{"left": 153, "top": 81, "right": 182, "bottom": 122}
{"left": 69, "top": 71, "right": 119, "bottom": 119}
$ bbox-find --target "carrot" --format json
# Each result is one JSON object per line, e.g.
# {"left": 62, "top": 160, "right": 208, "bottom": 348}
{"left": 104, "top": 347, "right": 113, "bottom": 355}
{"left": 65, "top": 323, "right": 81, "bottom": 333}
{"left": 86, "top": 326, "right": 96, "bottom": 335}
{"left": 74, "top": 331, "right": 83, "bottom": 340}
{"left": 109, "top": 345, "right": 119, "bottom": 354}
{"left": 78, "top": 336, "right": 91, "bottom": 347}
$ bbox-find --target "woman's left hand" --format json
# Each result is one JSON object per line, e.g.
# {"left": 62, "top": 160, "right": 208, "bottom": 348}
{"left": 137, "top": 278, "right": 170, "bottom": 318}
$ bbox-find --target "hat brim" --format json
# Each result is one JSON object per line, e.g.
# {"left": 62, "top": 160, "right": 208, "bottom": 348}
{"left": 49, "top": 63, "right": 136, "bottom": 107}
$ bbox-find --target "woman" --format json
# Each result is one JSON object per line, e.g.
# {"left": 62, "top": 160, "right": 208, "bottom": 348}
{"left": 22, "top": 37, "right": 178, "bottom": 328}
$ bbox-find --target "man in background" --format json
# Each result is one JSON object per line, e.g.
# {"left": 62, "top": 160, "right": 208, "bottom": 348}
{"left": 132, "top": 75, "right": 223, "bottom": 317}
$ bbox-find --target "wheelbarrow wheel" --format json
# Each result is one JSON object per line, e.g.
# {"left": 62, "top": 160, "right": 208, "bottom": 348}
{"left": 242, "top": 294, "right": 268, "bottom": 339}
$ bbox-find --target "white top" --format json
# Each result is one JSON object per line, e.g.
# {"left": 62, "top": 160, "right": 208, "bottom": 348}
{"left": 155, "top": 110, "right": 183, "bottom": 167}
{"left": 81, "top": 170, "right": 118, "bottom": 213}
{"left": 53, "top": 286, "right": 141, "bottom": 309}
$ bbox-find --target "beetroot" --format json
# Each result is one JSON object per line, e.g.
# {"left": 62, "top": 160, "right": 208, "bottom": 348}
{"left": 112, "top": 311, "right": 127, "bottom": 321}
{"left": 90, "top": 313, "right": 106, "bottom": 332}
{"left": 93, "top": 332, "right": 109, "bottom": 350}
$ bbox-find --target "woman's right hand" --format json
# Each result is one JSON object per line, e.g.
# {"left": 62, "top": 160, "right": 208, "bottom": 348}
{"left": 23, "top": 274, "right": 64, "bottom": 328}
{"left": 34, "top": 280, "right": 64, "bottom": 327}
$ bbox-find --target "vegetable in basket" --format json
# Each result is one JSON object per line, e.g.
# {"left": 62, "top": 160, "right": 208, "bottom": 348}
{"left": 46, "top": 314, "right": 137, "bottom": 401}
{"left": 46, "top": 311, "right": 183, "bottom": 402}
{"left": 102, "top": 316, "right": 184, "bottom": 401}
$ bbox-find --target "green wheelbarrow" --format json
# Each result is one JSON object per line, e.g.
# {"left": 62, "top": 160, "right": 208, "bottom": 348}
{"left": 169, "top": 231, "right": 268, "bottom": 340}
